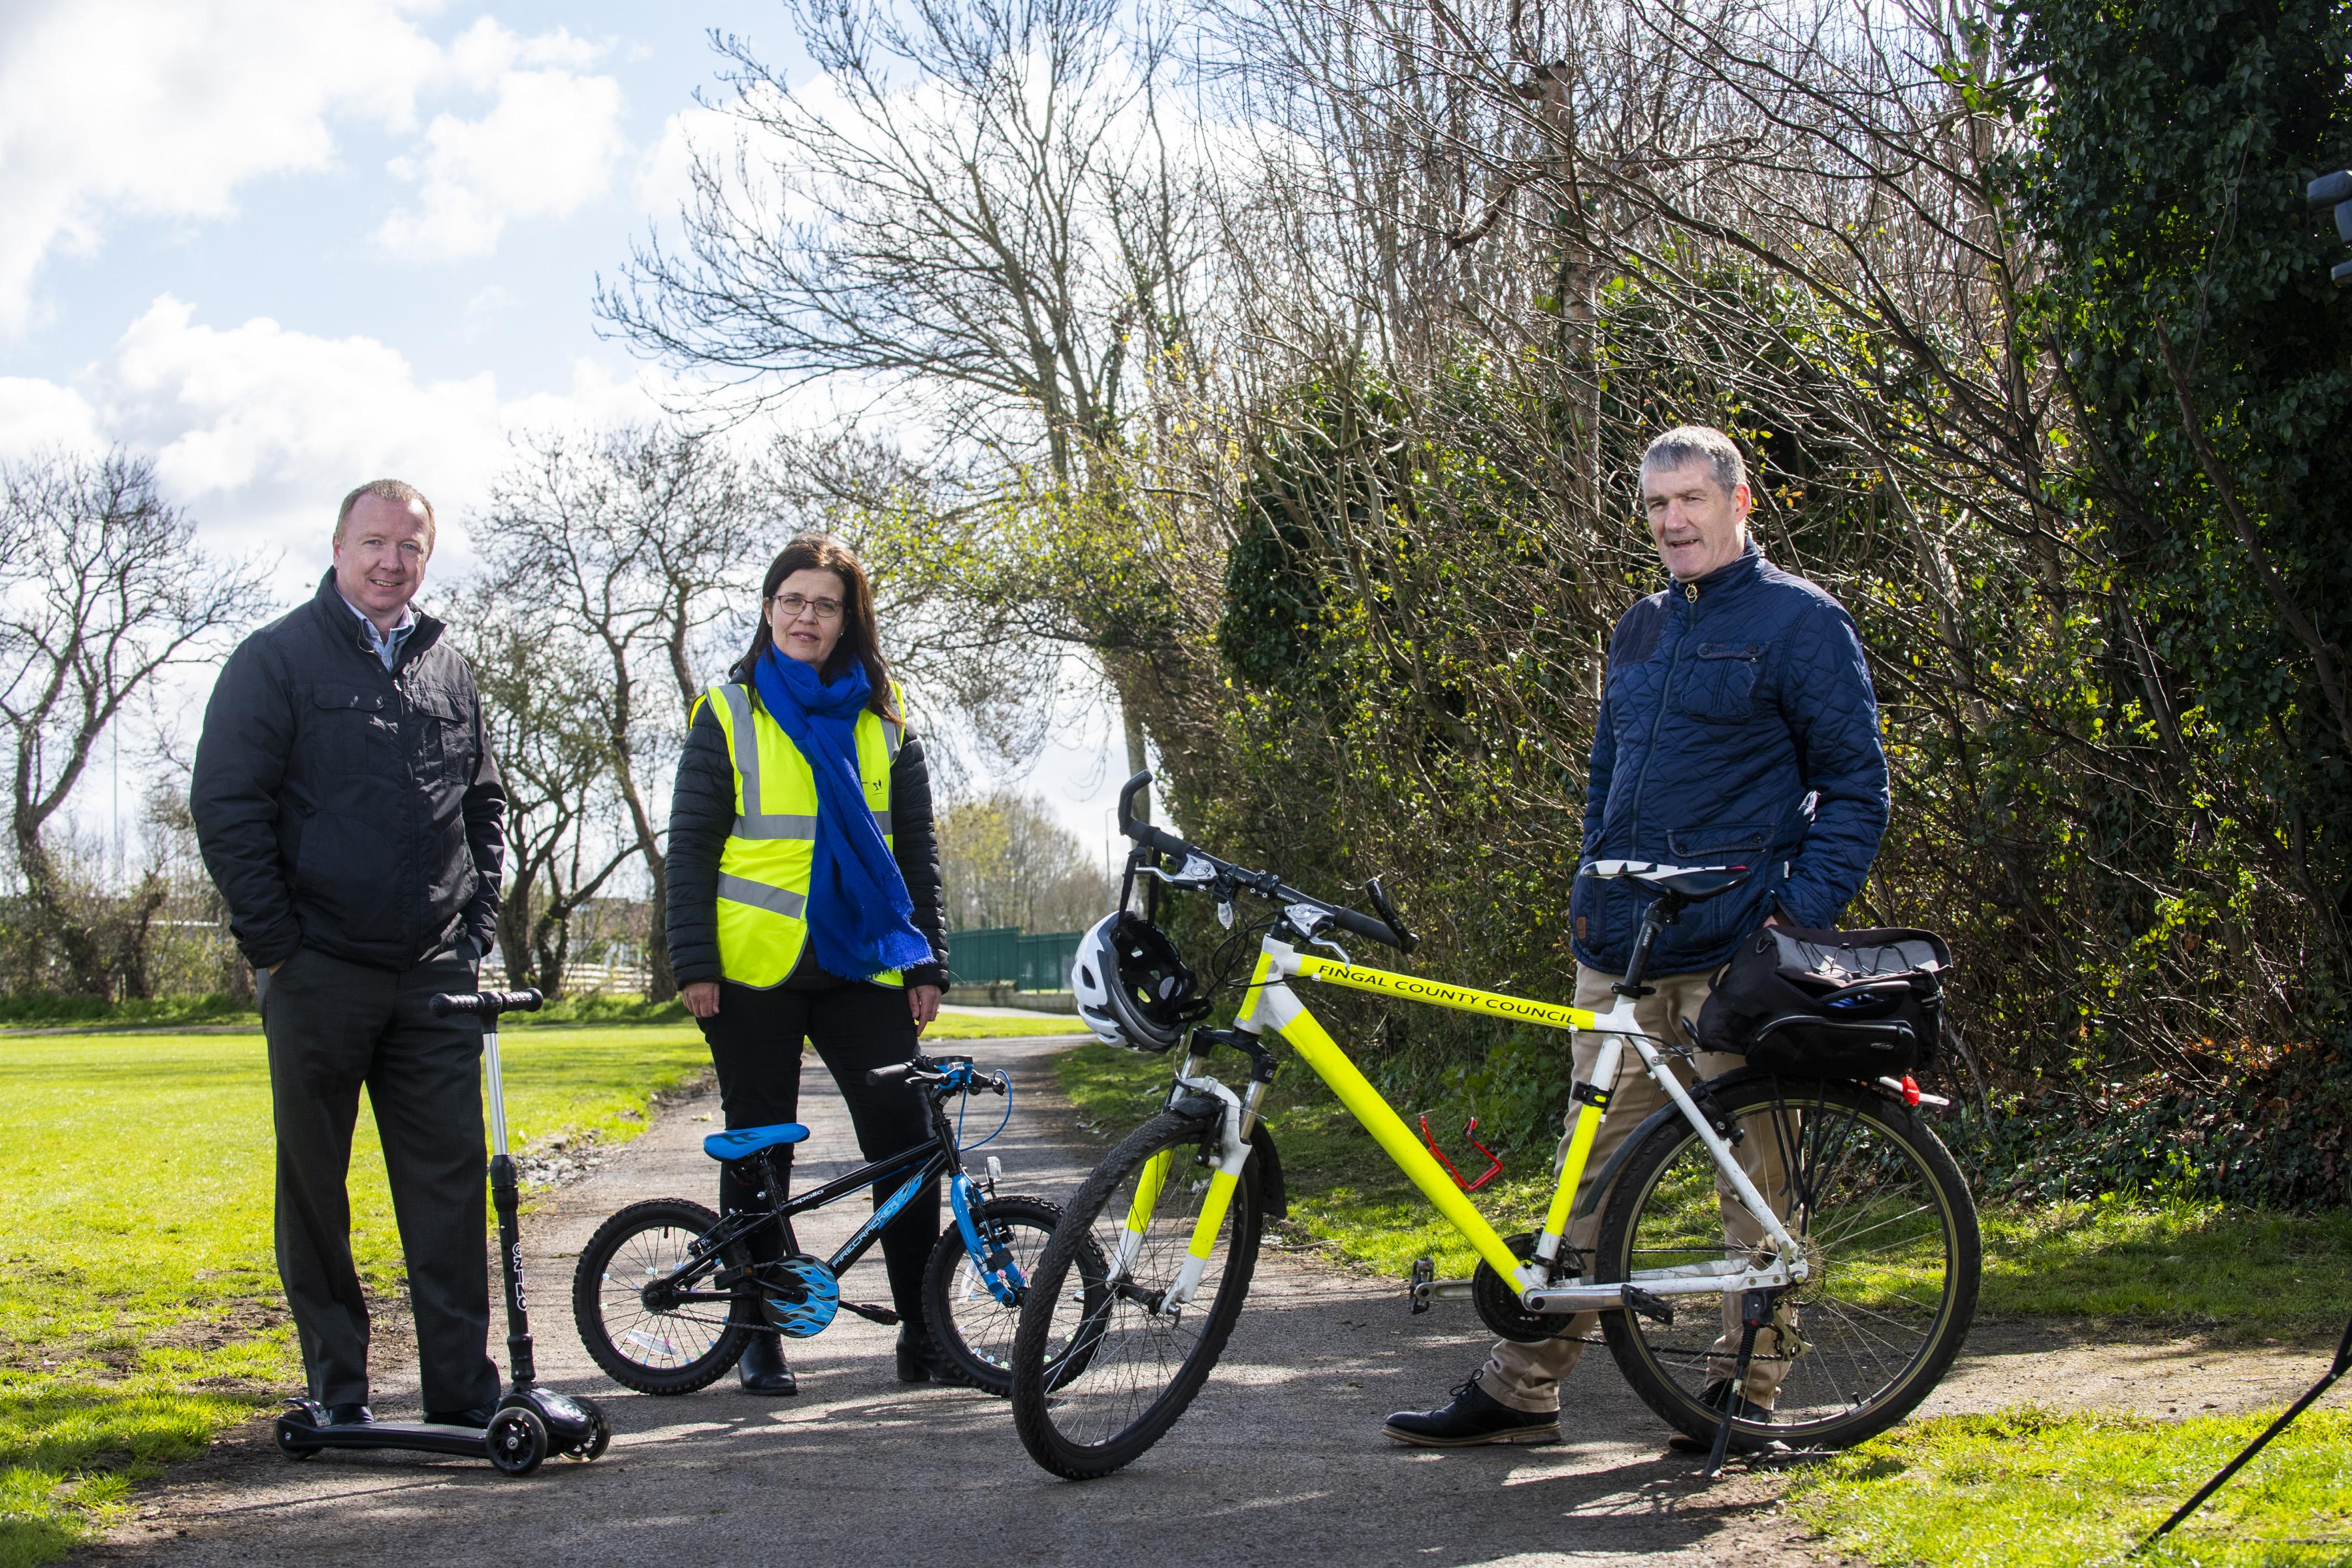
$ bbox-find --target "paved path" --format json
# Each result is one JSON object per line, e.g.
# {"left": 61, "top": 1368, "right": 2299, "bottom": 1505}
{"left": 89, "top": 1036, "right": 1827, "bottom": 1567}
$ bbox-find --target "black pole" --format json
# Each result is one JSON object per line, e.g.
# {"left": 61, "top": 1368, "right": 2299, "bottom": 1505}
{"left": 492, "top": 1143, "right": 535, "bottom": 1387}
{"left": 2139, "top": 1306, "right": 2352, "bottom": 1550}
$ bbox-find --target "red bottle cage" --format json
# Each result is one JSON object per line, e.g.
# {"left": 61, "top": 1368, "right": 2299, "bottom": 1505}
{"left": 1418, "top": 1115, "right": 1504, "bottom": 1192}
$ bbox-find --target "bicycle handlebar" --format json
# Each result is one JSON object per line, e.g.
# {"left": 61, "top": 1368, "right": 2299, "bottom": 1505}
{"left": 429, "top": 988, "right": 544, "bottom": 1020}
{"left": 1113, "top": 770, "right": 1418, "bottom": 953}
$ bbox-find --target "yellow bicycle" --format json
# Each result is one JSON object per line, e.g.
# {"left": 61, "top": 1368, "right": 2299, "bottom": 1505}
{"left": 1008, "top": 773, "right": 1979, "bottom": 1479}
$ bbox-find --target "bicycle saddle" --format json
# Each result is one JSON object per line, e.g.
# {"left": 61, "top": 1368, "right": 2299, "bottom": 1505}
{"left": 702, "top": 1124, "right": 810, "bottom": 1161}
{"left": 1580, "top": 859, "right": 1757, "bottom": 902}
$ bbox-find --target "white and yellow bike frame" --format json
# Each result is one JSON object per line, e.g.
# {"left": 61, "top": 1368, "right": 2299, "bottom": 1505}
{"left": 1126, "top": 922, "right": 1808, "bottom": 1316}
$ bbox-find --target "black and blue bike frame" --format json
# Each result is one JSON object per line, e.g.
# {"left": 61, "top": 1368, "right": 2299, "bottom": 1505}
{"left": 651, "top": 1058, "right": 1025, "bottom": 1323}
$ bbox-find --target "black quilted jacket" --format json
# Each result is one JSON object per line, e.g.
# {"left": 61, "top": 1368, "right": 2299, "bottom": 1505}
{"left": 666, "top": 694, "right": 950, "bottom": 990}
{"left": 1570, "top": 543, "right": 1889, "bottom": 976}
{"left": 191, "top": 572, "right": 505, "bottom": 971}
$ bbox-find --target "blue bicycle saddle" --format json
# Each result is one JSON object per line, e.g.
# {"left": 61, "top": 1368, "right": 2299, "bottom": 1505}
{"left": 702, "top": 1124, "right": 810, "bottom": 1161}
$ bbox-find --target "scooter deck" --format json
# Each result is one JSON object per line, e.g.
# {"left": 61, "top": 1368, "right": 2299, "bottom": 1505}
{"left": 274, "top": 1416, "right": 487, "bottom": 1459}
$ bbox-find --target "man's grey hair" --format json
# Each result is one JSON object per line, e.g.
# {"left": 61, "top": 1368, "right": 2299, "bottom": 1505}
{"left": 1641, "top": 426, "right": 1747, "bottom": 498}
{"left": 335, "top": 478, "right": 436, "bottom": 545}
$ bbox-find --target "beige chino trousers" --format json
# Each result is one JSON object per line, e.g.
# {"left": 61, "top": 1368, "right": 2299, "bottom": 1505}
{"left": 1477, "top": 962, "right": 1793, "bottom": 1414}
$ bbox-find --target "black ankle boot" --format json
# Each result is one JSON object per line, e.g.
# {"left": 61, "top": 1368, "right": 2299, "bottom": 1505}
{"left": 738, "top": 1332, "right": 798, "bottom": 1395}
{"left": 895, "top": 1324, "right": 955, "bottom": 1385}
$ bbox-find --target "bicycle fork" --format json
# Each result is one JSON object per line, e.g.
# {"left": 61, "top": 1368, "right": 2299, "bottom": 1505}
{"left": 1113, "top": 1073, "right": 1260, "bottom": 1311}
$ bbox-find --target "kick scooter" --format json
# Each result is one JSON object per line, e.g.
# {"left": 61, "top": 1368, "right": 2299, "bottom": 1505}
{"left": 274, "top": 987, "right": 611, "bottom": 1476}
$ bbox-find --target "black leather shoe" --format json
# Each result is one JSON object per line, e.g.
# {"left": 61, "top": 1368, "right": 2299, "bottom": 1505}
{"left": 738, "top": 1333, "right": 798, "bottom": 1395}
{"left": 1383, "top": 1375, "right": 1560, "bottom": 1447}
{"left": 1664, "top": 1379, "right": 1775, "bottom": 1453}
{"left": 895, "top": 1324, "right": 955, "bottom": 1385}
{"left": 323, "top": 1403, "right": 374, "bottom": 1427}
{"left": 423, "top": 1405, "right": 496, "bottom": 1428}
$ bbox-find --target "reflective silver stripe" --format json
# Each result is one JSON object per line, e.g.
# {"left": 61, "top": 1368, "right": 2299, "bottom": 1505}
{"left": 717, "top": 685, "right": 760, "bottom": 813}
{"left": 731, "top": 813, "right": 817, "bottom": 841}
{"left": 883, "top": 716, "right": 903, "bottom": 760}
{"left": 872, "top": 808, "right": 892, "bottom": 838}
{"left": 715, "top": 874, "right": 806, "bottom": 919}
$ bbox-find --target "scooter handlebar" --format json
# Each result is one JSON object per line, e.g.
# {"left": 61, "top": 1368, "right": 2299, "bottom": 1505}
{"left": 431, "top": 988, "right": 545, "bottom": 1020}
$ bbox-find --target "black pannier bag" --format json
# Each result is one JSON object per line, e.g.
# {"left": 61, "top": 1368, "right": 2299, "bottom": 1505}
{"left": 1695, "top": 924, "right": 1953, "bottom": 1081}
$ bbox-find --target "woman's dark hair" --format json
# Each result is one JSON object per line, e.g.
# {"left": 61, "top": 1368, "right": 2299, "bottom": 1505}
{"left": 729, "top": 535, "right": 900, "bottom": 721}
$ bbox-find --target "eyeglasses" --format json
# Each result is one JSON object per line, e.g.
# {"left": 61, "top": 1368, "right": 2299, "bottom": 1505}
{"left": 770, "top": 593, "right": 845, "bottom": 623}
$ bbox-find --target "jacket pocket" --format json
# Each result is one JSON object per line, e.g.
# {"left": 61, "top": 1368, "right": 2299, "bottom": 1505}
{"left": 307, "top": 687, "right": 391, "bottom": 774}
{"left": 407, "top": 686, "right": 472, "bottom": 781}
{"left": 1674, "top": 643, "right": 1764, "bottom": 722}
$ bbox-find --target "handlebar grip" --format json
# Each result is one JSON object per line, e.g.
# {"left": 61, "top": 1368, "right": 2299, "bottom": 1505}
{"left": 430, "top": 988, "right": 544, "bottom": 1019}
{"left": 865, "top": 1062, "right": 918, "bottom": 1086}
{"left": 1115, "top": 769, "right": 1188, "bottom": 856}
{"left": 1329, "top": 905, "right": 1405, "bottom": 951}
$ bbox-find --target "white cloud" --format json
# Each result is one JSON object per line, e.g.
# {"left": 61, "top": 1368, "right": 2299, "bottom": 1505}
{"left": 0, "top": 0, "right": 440, "bottom": 333}
{"left": 1, "top": 296, "right": 664, "bottom": 586}
{"left": 376, "top": 27, "right": 631, "bottom": 261}
{"left": 0, "top": 3, "right": 634, "bottom": 327}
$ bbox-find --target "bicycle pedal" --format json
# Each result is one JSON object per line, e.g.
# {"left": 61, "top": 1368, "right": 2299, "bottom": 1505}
{"left": 1624, "top": 1286, "right": 1674, "bottom": 1326}
{"left": 1407, "top": 1256, "right": 1435, "bottom": 1315}
{"left": 838, "top": 1301, "right": 901, "bottom": 1326}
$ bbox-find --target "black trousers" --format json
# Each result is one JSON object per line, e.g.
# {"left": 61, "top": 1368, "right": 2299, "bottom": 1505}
{"left": 696, "top": 979, "right": 937, "bottom": 1330}
{"left": 258, "top": 946, "right": 500, "bottom": 1412}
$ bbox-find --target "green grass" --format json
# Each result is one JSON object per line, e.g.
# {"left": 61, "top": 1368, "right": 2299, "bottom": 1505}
{"left": 1788, "top": 1407, "right": 2352, "bottom": 1567}
{"left": 1056, "top": 1042, "right": 2352, "bottom": 1336}
{"left": 0, "top": 1024, "right": 711, "bottom": 1565}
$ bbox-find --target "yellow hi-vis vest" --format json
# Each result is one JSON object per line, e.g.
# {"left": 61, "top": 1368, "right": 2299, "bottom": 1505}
{"left": 699, "top": 680, "right": 906, "bottom": 989}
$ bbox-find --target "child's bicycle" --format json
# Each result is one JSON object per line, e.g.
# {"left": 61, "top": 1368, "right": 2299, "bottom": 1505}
{"left": 574, "top": 1053, "right": 1107, "bottom": 1396}
{"left": 1007, "top": 773, "right": 1980, "bottom": 1478}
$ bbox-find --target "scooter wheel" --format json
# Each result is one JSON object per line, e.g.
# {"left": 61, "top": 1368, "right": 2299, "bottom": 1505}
{"left": 274, "top": 1426, "right": 319, "bottom": 1461}
{"left": 568, "top": 1396, "right": 611, "bottom": 1462}
{"left": 485, "top": 1406, "right": 549, "bottom": 1477}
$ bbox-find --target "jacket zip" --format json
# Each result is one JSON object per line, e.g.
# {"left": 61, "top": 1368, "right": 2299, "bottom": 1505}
{"left": 1622, "top": 578, "right": 1702, "bottom": 851}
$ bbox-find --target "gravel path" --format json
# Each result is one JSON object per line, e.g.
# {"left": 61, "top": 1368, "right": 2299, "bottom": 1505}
{"left": 86, "top": 1034, "right": 1833, "bottom": 1567}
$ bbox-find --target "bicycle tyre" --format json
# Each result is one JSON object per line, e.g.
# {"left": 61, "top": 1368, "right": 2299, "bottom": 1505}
{"left": 573, "top": 1198, "right": 752, "bottom": 1395}
{"left": 1009, "top": 1109, "right": 1262, "bottom": 1479}
{"left": 1595, "top": 1075, "right": 1979, "bottom": 1454}
{"left": 923, "top": 1193, "right": 1108, "bottom": 1397}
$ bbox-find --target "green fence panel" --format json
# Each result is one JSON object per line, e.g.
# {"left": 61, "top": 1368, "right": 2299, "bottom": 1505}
{"left": 949, "top": 926, "right": 1021, "bottom": 985}
{"left": 947, "top": 926, "right": 1084, "bottom": 990}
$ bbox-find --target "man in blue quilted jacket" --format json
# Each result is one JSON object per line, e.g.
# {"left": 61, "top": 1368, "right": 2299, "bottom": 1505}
{"left": 1386, "top": 425, "right": 1889, "bottom": 1448}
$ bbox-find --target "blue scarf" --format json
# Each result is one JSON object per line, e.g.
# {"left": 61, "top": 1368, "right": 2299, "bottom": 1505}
{"left": 749, "top": 647, "right": 932, "bottom": 982}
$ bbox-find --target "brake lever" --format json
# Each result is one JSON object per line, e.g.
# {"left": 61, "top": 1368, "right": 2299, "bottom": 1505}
{"left": 1141, "top": 852, "right": 1221, "bottom": 891}
{"left": 1284, "top": 902, "right": 1352, "bottom": 967}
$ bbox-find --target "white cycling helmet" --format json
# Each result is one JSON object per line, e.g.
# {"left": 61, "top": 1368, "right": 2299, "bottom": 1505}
{"left": 1071, "top": 910, "right": 1208, "bottom": 1053}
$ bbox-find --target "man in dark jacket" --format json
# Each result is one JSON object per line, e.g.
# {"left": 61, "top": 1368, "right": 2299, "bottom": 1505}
{"left": 1386, "top": 425, "right": 1890, "bottom": 1448}
{"left": 191, "top": 478, "right": 507, "bottom": 1429}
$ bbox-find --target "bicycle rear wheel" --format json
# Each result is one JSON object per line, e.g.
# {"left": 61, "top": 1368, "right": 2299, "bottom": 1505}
{"left": 1596, "top": 1076, "right": 1979, "bottom": 1453}
{"left": 573, "top": 1198, "right": 752, "bottom": 1394}
{"left": 1009, "top": 1109, "right": 1262, "bottom": 1479}
{"left": 924, "top": 1194, "right": 1107, "bottom": 1396}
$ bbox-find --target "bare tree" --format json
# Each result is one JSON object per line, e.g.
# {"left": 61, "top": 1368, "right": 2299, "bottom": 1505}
{"left": 455, "top": 586, "right": 636, "bottom": 996}
{"left": 0, "top": 449, "right": 272, "bottom": 996}
{"left": 474, "top": 425, "right": 764, "bottom": 1000}
{"left": 600, "top": 0, "right": 1207, "bottom": 781}
{"left": 937, "top": 791, "right": 1112, "bottom": 931}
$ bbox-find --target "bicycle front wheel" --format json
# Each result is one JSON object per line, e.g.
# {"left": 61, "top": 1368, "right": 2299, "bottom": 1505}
{"left": 573, "top": 1199, "right": 751, "bottom": 1395}
{"left": 924, "top": 1194, "right": 1107, "bottom": 1397}
{"left": 1596, "top": 1076, "right": 1979, "bottom": 1453}
{"left": 1009, "top": 1109, "right": 1262, "bottom": 1479}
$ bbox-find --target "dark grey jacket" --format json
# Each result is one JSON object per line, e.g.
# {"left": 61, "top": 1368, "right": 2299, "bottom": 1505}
{"left": 666, "top": 693, "right": 949, "bottom": 991}
{"left": 191, "top": 572, "right": 505, "bottom": 972}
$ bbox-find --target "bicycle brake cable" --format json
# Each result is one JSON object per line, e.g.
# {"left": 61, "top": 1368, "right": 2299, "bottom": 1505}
{"left": 955, "top": 1069, "right": 1015, "bottom": 1153}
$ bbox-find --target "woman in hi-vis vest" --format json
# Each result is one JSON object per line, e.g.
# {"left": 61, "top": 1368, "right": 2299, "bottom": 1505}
{"left": 666, "top": 534, "right": 952, "bottom": 1396}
